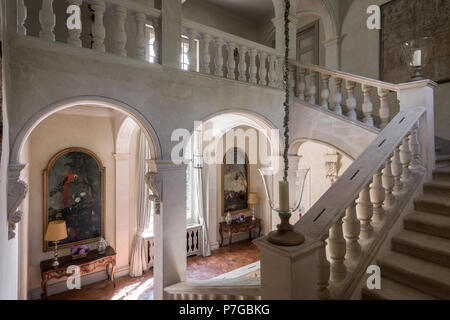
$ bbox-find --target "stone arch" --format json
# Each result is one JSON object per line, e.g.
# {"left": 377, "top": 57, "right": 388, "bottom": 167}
{"left": 289, "top": 138, "right": 355, "bottom": 161}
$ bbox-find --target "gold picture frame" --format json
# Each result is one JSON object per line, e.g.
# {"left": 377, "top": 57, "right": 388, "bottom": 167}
{"left": 43, "top": 147, "right": 105, "bottom": 252}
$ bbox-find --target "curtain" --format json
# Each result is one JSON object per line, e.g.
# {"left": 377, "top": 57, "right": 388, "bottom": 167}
{"left": 192, "top": 128, "right": 211, "bottom": 257}
{"left": 129, "top": 132, "right": 151, "bottom": 277}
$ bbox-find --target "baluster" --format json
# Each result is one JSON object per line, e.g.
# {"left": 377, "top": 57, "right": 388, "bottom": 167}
{"left": 258, "top": 51, "right": 268, "bottom": 86}
{"left": 317, "top": 238, "right": 330, "bottom": 299}
{"left": 391, "top": 146, "right": 404, "bottom": 193}
{"left": 114, "top": 6, "right": 127, "bottom": 56}
{"left": 343, "top": 199, "right": 361, "bottom": 261}
{"left": 39, "top": 0, "right": 55, "bottom": 42}
{"left": 333, "top": 77, "right": 343, "bottom": 115}
{"left": 400, "top": 134, "right": 412, "bottom": 181}
{"left": 378, "top": 88, "right": 390, "bottom": 129}
{"left": 152, "top": 18, "right": 160, "bottom": 63}
{"left": 308, "top": 71, "right": 317, "bottom": 105}
{"left": 328, "top": 217, "right": 347, "bottom": 282}
{"left": 298, "top": 68, "right": 307, "bottom": 100}
{"left": 276, "top": 57, "right": 284, "bottom": 88}
{"left": 135, "top": 13, "right": 146, "bottom": 61}
{"left": 214, "top": 38, "right": 225, "bottom": 77}
{"left": 17, "top": 0, "right": 27, "bottom": 36}
{"left": 382, "top": 156, "right": 396, "bottom": 208}
{"left": 357, "top": 184, "right": 374, "bottom": 239}
{"left": 91, "top": 0, "right": 106, "bottom": 53}
{"left": 409, "top": 123, "right": 422, "bottom": 170}
{"left": 346, "top": 80, "right": 357, "bottom": 120}
{"left": 362, "top": 84, "right": 374, "bottom": 126}
{"left": 249, "top": 49, "right": 258, "bottom": 84}
{"left": 370, "top": 168, "right": 386, "bottom": 223}
{"left": 201, "top": 34, "right": 212, "bottom": 74}
{"left": 188, "top": 29, "right": 197, "bottom": 72}
{"left": 268, "top": 55, "right": 277, "bottom": 87}
{"left": 226, "top": 41, "right": 236, "bottom": 80}
{"left": 321, "top": 74, "right": 331, "bottom": 110}
{"left": 238, "top": 45, "right": 248, "bottom": 82}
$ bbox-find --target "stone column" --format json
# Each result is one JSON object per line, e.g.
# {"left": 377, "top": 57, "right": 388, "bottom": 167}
{"left": 152, "top": 161, "right": 187, "bottom": 300}
{"left": 161, "top": 0, "right": 182, "bottom": 68}
{"left": 272, "top": 14, "right": 298, "bottom": 60}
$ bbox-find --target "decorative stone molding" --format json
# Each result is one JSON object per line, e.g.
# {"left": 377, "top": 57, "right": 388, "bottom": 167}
{"left": 145, "top": 161, "right": 163, "bottom": 215}
{"left": 324, "top": 150, "right": 341, "bottom": 185}
{"left": 7, "top": 164, "right": 29, "bottom": 240}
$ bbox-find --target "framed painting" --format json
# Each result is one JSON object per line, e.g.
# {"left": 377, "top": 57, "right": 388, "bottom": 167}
{"left": 221, "top": 148, "right": 250, "bottom": 216}
{"left": 43, "top": 147, "right": 105, "bottom": 252}
{"left": 380, "top": 0, "right": 450, "bottom": 84}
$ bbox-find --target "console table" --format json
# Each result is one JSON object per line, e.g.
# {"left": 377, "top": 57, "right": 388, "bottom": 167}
{"left": 219, "top": 217, "right": 261, "bottom": 252}
{"left": 40, "top": 246, "right": 116, "bottom": 299}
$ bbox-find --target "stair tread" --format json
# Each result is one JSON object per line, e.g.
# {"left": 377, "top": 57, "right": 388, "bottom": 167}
{"left": 415, "top": 194, "right": 450, "bottom": 206}
{"left": 363, "top": 277, "right": 436, "bottom": 300}
{"left": 437, "top": 155, "right": 450, "bottom": 161}
{"left": 392, "top": 229, "right": 450, "bottom": 256}
{"left": 424, "top": 180, "right": 450, "bottom": 189}
{"left": 405, "top": 211, "right": 450, "bottom": 229}
{"left": 379, "top": 252, "right": 450, "bottom": 288}
{"left": 434, "top": 167, "right": 450, "bottom": 174}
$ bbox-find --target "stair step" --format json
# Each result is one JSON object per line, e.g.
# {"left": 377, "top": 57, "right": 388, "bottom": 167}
{"left": 378, "top": 252, "right": 450, "bottom": 299}
{"left": 391, "top": 230, "right": 450, "bottom": 268}
{"left": 414, "top": 194, "right": 450, "bottom": 217}
{"left": 362, "top": 277, "right": 436, "bottom": 300}
{"left": 404, "top": 211, "right": 450, "bottom": 239}
{"left": 423, "top": 180, "right": 450, "bottom": 197}
{"left": 433, "top": 168, "right": 450, "bottom": 182}
{"left": 436, "top": 155, "right": 450, "bottom": 168}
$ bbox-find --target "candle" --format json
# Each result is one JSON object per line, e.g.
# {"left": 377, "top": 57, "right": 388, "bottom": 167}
{"left": 412, "top": 49, "right": 422, "bottom": 67}
{"left": 279, "top": 181, "right": 290, "bottom": 212}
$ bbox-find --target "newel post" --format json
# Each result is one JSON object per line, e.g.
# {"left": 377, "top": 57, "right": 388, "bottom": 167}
{"left": 254, "top": 237, "right": 322, "bottom": 300}
{"left": 397, "top": 81, "right": 437, "bottom": 180}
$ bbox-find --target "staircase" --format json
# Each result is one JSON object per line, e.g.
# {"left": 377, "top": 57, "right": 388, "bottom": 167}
{"left": 362, "top": 159, "right": 450, "bottom": 300}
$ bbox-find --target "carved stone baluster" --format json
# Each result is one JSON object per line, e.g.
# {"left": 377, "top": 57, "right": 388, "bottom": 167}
{"left": 391, "top": 146, "right": 404, "bottom": 193}
{"left": 114, "top": 6, "right": 127, "bottom": 56}
{"left": 343, "top": 199, "right": 361, "bottom": 261}
{"left": 378, "top": 88, "right": 390, "bottom": 129}
{"left": 382, "top": 156, "right": 396, "bottom": 208}
{"left": 135, "top": 13, "right": 146, "bottom": 61}
{"left": 226, "top": 41, "right": 236, "bottom": 79}
{"left": 317, "top": 238, "right": 330, "bottom": 299}
{"left": 188, "top": 29, "right": 197, "bottom": 72}
{"left": 201, "top": 34, "right": 212, "bottom": 74}
{"left": 370, "top": 168, "right": 386, "bottom": 223}
{"left": 298, "top": 68, "right": 307, "bottom": 100}
{"left": 357, "top": 184, "right": 374, "bottom": 239}
{"left": 258, "top": 51, "right": 268, "bottom": 86}
{"left": 308, "top": 71, "right": 317, "bottom": 105}
{"left": 249, "top": 49, "right": 258, "bottom": 84}
{"left": 362, "top": 84, "right": 374, "bottom": 126}
{"left": 346, "top": 80, "right": 357, "bottom": 120}
{"left": 321, "top": 74, "right": 331, "bottom": 110}
{"left": 214, "top": 38, "right": 225, "bottom": 77}
{"left": 17, "top": 0, "right": 27, "bottom": 36}
{"left": 276, "top": 57, "right": 284, "bottom": 88}
{"left": 152, "top": 18, "right": 160, "bottom": 63}
{"left": 400, "top": 134, "right": 412, "bottom": 182}
{"left": 268, "top": 55, "right": 277, "bottom": 87}
{"left": 39, "top": 0, "right": 55, "bottom": 42}
{"left": 91, "top": 0, "right": 106, "bottom": 53}
{"left": 328, "top": 217, "right": 347, "bottom": 282}
{"left": 238, "top": 45, "right": 248, "bottom": 82}
{"left": 333, "top": 77, "right": 343, "bottom": 115}
{"left": 409, "top": 123, "right": 422, "bottom": 170}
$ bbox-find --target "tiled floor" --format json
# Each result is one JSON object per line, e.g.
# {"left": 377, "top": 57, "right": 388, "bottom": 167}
{"left": 47, "top": 239, "right": 260, "bottom": 300}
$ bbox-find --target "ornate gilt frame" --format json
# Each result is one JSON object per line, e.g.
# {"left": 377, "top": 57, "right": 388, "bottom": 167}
{"left": 43, "top": 147, "right": 106, "bottom": 252}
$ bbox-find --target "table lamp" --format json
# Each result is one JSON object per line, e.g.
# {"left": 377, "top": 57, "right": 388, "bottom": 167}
{"left": 248, "top": 192, "right": 259, "bottom": 221}
{"left": 45, "top": 220, "right": 68, "bottom": 268}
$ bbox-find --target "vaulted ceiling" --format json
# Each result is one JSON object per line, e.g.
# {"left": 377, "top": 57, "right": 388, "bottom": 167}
{"left": 205, "top": 0, "right": 275, "bottom": 22}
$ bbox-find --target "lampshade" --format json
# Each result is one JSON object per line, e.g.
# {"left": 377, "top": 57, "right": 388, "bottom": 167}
{"left": 248, "top": 192, "right": 259, "bottom": 205}
{"left": 45, "top": 220, "right": 68, "bottom": 242}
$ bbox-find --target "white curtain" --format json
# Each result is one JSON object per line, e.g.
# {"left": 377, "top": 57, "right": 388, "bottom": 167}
{"left": 129, "top": 132, "right": 151, "bottom": 277}
{"left": 192, "top": 128, "right": 211, "bottom": 257}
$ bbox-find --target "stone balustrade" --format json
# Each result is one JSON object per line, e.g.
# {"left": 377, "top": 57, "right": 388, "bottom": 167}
{"left": 181, "top": 19, "right": 283, "bottom": 88}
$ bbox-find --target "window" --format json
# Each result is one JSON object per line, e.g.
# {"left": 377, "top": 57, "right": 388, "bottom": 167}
{"left": 142, "top": 189, "right": 155, "bottom": 238}
{"left": 186, "top": 165, "right": 194, "bottom": 225}
{"left": 145, "top": 24, "right": 156, "bottom": 63}
{"left": 181, "top": 36, "right": 190, "bottom": 70}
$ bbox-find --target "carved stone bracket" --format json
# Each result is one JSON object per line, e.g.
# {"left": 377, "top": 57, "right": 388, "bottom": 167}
{"left": 324, "top": 150, "right": 341, "bottom": 185}
{"left": 145, "top": 160, "right": 163, "bottom": 215}
{"left": 7, "top": 164, "right": 29, "bottom": 240}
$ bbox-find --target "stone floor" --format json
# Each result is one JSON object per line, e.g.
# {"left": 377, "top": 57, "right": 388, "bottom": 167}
{"left": 47, "top": 239, "right": 260, "bottom": 300}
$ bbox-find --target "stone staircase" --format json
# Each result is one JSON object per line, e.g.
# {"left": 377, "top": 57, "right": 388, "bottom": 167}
{"left": 362, "top": 160, "right": 450, "bottom": 300}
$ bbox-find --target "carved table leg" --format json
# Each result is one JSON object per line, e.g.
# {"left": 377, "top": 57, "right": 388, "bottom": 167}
{"left": 228, "top": 230, "right": 232, "bottom": 252}
{"left": 219, "top": 225, "right": 224, "bottom": 247}
{"left": 111, "top": 262, "right": 116, "bottom": 288}
{"left": 41, "top": 276, "right": 48, "bottom": 299}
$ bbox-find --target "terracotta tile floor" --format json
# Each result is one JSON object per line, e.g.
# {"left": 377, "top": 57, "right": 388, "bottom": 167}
{"left": 47, "top": 239, "right": 260, "bottom": 300}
